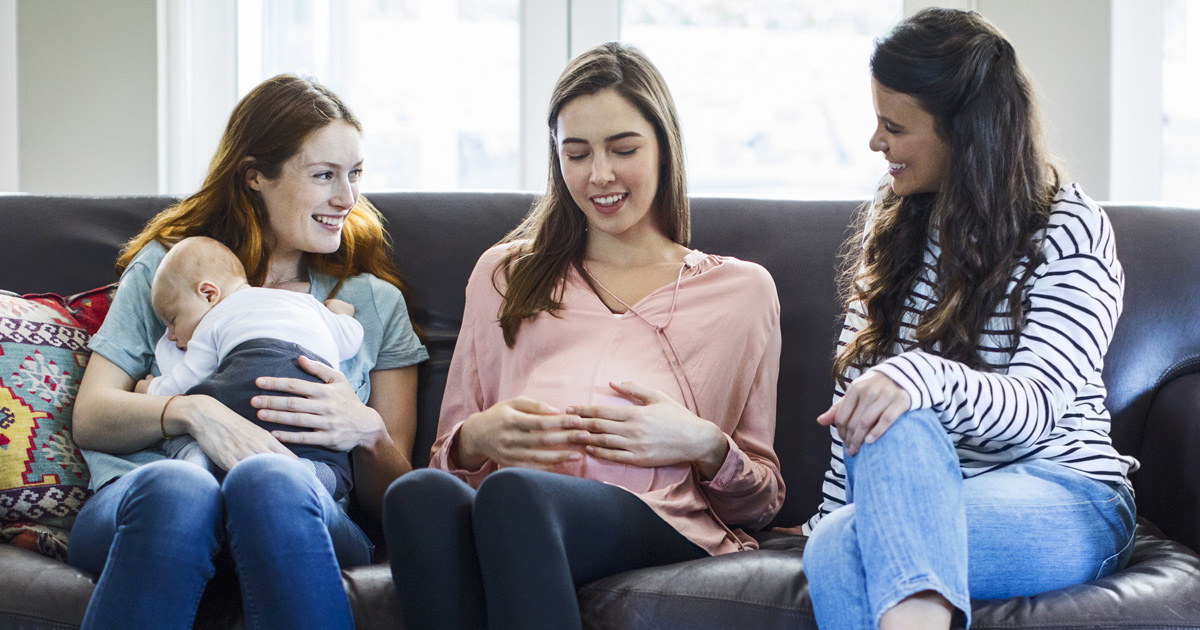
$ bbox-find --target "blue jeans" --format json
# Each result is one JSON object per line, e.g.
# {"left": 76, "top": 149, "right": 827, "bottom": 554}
{"left": 68, "top": 454, "right": 374, "bottom": 630}
{"left": 803, "top": 409, "right": 1136, "bottom": 629}
{"left": 383, "top": 467, "right": 707, "bottom": 630}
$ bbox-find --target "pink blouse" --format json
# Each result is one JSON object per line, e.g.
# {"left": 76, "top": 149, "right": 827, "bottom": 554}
{"left": 430, "top": 244, "right": 785, "bottom": 555}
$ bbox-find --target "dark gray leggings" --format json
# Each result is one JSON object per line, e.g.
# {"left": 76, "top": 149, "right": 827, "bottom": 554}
{"left": 382, "top": 467, "right": 707, "bottom": 630}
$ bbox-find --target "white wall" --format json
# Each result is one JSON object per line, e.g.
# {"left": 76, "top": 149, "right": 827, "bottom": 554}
{"left": 904, "top": 0, "right": 1116, "bottom": 200}
{"left": 979, "top": 0, "right": 1113, "bottom": 199}
{"left": 17, "top": 0, "right": 160, "bottom": 194}
{"left": 0, "top": 0, "right": 18, "bottom": 193}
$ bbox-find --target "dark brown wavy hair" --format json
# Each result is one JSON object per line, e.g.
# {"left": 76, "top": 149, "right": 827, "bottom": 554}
{"left": 833, "top": 8, "right": 1059, "bottom": 386}
{"left": 495, "top": 42, "right": 689, "bottom": 347}
{"left": 118, "top": 74, "right": 407, "bottom": 299}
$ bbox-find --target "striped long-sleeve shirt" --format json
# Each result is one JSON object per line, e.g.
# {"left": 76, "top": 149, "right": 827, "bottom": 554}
{"left": 803, "top": 184, "right": 1140, "bottom": 533}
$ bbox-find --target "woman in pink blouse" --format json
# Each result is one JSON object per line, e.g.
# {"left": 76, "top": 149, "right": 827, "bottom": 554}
{"left": 381, "top": 43, "right": 784, "bottom": 630}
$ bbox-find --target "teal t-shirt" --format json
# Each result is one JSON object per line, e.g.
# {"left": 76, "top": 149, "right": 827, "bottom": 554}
{"left": 83, "top": 241, "right": 428, "bottom": 491}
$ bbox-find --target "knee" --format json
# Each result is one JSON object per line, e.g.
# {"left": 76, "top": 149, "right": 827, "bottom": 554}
{"left": 384, "top": 468, "right": 469, "bottom": 521}
{"left": 222, "top": 453, "right": 315, "bottom": 508}
{"left": 802, "top": 506, "right": 860, "bottom": 580}
{"left": 854, "top": 408, "right": 953, "bottom": 464}
{"left": 117, "top": 460, "right": 221, "bottom": 530}
{"left": 473, "top": 468, "right": 553, "bottom": 527}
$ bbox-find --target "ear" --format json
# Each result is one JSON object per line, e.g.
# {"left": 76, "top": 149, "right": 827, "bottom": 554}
{"left": 198, "top": 281, "right": 221, "bottom": 304}
{"left": 243, "top": 157, "right": 264, "bottom": 192}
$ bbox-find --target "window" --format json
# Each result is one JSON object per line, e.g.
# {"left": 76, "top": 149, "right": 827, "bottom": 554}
{"left": 620, "top": 0, "right": 902, "bottom": 199}
{"left": 239, "top": 0, "right": 521, "bottom": 191}
{"left": 1162, "top": 0, "right": 1200, "bottom": 204}
{"left": 236, "top": 0, "right": 901, "bottom": 198}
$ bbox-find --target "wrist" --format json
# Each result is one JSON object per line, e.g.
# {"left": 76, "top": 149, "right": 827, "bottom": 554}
{"left": 451, "top": 414, "right": 488, "bottom": 470}
{"left": 163, "top": 394, "right": 203, "bottom": 437}
{"left": 358, "top": 405, "right": 391, "bottom": 453}
{"left": 695, "top": 424, "right": 730, "bottom": 481}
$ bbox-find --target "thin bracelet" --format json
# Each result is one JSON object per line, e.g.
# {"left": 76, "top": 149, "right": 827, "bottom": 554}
{"left": 160, "top": 394, "right": 182, "bottom": 440}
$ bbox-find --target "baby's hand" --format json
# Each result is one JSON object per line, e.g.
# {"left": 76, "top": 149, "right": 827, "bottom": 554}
{"left": 325, "top": 298, "right": 355, "bottom": 317}
{"left": 135, "top": 376, "right": 154, "bottom": 394}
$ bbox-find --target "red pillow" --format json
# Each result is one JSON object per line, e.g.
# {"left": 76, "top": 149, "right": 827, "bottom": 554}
{"left": 21, "top": 282, "right": 119, "bottom": 337}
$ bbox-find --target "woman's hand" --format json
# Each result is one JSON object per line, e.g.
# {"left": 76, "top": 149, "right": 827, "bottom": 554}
{"left": 566, "top": 381, "right": 729, "bottom": 480}
{"left": 817, "top": 371, "right": 911, "bottom": 456}
{"left": 134, "top": 376, "right": 154, "bottom": 394}
{"left": 250, "top": 355, "right": 387, "bottom": 452}
{"left": 324, "top": 298, "right": 355, "bottom": 317}
{"left": 175, "top": 394, "right": 298, "bottom": 471}
{"left": 454, "top": 397, "right": 582, "bottom": 471}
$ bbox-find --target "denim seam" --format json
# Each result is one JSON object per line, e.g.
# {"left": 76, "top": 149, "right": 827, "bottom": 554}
{"left": 226, "top": 533, "right": 265, "bottom": 630}
{"left": 965, "top": 495, "right": 1118, "bottom": 509}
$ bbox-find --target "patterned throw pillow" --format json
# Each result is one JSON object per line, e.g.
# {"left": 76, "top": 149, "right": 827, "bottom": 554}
{"left": 0, "top": 290, "right": 100, "bottom": 561}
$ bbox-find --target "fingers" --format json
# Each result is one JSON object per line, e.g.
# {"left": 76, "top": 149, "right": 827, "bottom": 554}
{"left": 864, "top": 399, "right": 910, "bottom": 445}
{"left": 607, "top": 381, "right": 661, "bottom": 404}
{"left": 817, "top": 398, "right": 843, "bottom": 426}
{"left": 254, "top": 377, "right": 326, "bottom": 399}
{"left": 581, "top": 445, "right": 638, "bottom": 464}
{"left": 834, "top": 373, "right": 913, "bottom": 456}
{"left": 570, "top": 428, "right": 632, "bottom": 451}
{"left": 296, "top": 355, "right": 344, "bottom": 382}
{"left": 506, "top": 397, "right": 563, "bottom": 415}
{"left": 565, "top": 416, "right": 626, "bottom": 436}
{"left": 254, "top": 357, "right": 345, "bottom": 394}
{"left": 566, "top": 404, "right": 637, "bottom": 421}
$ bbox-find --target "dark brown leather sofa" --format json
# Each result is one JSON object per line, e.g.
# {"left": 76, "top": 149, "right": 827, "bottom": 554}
{"left": 3, "top": 192, "right": 1200, "bottom": 629}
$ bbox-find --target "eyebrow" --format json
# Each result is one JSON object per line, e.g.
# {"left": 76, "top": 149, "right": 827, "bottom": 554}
{"left": 305, "top": 160, "right": 364, "bottom": 168}
{"left": 560, "top": 131, "right": 644, "bottom": 145}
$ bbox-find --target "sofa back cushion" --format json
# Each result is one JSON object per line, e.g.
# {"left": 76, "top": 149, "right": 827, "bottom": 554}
{"left": 2, "top": 193, "right": 1197, "bottom": 533}
{"left": 0, "top": 292, "right": 97, "bottom": 560}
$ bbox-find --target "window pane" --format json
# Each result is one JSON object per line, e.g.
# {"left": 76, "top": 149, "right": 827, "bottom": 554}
{"left": 621, "top": 0, "right": 902, "bottom": 199}
{"left": 239, "top": 0, "right": 520, "bottom": 191}
{"left": 1163, "top": 0, "right": 1200, "bottom": 204}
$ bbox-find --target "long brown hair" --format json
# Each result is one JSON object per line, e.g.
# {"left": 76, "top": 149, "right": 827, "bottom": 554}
{"left": 834, "top": 8, "right": 1059, "bottom": 385}
{"left": 495, "top": 42, "right": 689, "bottom": 347}
{"left": 118, "top": 74, "right": 407, "bottom": 298}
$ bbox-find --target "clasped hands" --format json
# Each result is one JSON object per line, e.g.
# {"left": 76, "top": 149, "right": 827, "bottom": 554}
{"left": 455, "top": 381, "right": 730, "bottom": 480}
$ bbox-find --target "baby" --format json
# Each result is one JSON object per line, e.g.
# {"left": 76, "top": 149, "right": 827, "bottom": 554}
{"left": 139, "top": 236, "right": 363, "bottom": 500}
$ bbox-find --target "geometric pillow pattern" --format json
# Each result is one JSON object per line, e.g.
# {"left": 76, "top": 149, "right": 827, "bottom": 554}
{"left": 0, "top": 291, "right": 99, "bottom": 561}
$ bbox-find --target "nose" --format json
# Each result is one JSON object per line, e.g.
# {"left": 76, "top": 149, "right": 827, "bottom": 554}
{"left": 167, "top": 327, "right": 176, "bottom": 342}
{"left": 589, "top": 153, "right": 614, "bottom": 186}
{"left": 869, "top": 129, "right": 887, "bottom": 154}
{"left": 332, "top": 175, "right": 357, "bottom": 210}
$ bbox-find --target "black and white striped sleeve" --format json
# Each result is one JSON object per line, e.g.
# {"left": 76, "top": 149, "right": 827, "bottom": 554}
{"left": 869, "top": 189, "right": 1124, "bottom": 449}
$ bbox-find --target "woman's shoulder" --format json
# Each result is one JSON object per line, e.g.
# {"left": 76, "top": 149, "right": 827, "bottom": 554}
{"left": 332, "top": 273, "right": 405, "bottom": 313}
{"left": 467, "top": 241, "right": 524, "bottom": 291}
{"left": 476, "top": 241, "right": 521, "bottom": 271}
{"left": 691, "top": 251, "right": 779, "bottom": 306}
{"left": 124, "top": 240, "right": 169, "bottom": 274}
{"left": 1044, "top": 183, "right": 1114, "bottom": 256}
{"left": 693, "top": 251, "right": 776, "bottom": 286}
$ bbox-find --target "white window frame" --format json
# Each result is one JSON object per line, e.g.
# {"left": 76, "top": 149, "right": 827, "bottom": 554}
{"left": 158, "top": 0, "right": 1176, "bottom": 202}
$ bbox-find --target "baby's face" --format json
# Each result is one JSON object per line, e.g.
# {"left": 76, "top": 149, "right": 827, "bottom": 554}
{"left": 158, "top": 289, "right": 214, "bottom": 351}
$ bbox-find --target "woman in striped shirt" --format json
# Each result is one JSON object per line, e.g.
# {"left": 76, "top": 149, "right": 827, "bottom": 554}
{"left": 798, "top": 8, "right": 1139, "bottom": 629}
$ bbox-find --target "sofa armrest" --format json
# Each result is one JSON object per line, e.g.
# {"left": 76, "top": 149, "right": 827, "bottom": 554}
{"left": 1132, "top": 372, "right": 1200, "bottom": 554}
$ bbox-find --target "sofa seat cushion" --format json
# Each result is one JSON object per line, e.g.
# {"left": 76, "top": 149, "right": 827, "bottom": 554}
{"left": 576, "top": 517, "right": 1200, "bottom": 630}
